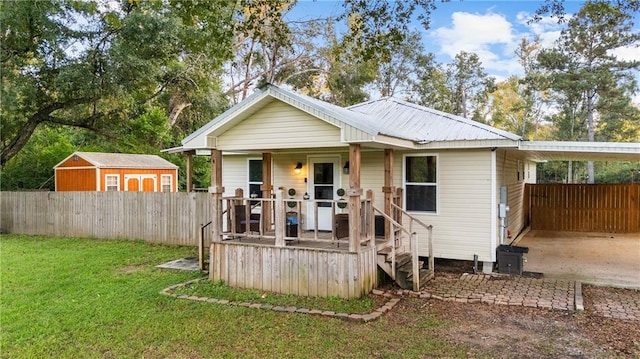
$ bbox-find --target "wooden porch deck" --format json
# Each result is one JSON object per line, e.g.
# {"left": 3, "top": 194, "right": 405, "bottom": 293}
{"left": 220, "top": 230, "right": 387, "bottom": 252}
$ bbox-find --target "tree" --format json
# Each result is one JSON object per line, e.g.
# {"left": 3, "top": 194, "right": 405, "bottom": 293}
{"left": 447, "top": 51, "right": 495, "bottom": 120}
{"left": 536, "top": 1, "right": 640, "bottom": 183}
{"left": 409, "top": 54, "right": 454, "bottom": 112}
{"left": 0, "top": 0, "right": 236, "bottom": 166}
{"left": 371, "top": 32, "right": 425, "bottom": 98}
{"left": 489, "top": 38, "right": 546, "bottom": 139}
{"left": 340, "top": 0, "right": 439, "bottom": 62}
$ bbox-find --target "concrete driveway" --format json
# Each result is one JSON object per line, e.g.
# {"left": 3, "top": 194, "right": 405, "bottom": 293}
{"left": 515, "top": 230, "right": 640, "bottom": 289}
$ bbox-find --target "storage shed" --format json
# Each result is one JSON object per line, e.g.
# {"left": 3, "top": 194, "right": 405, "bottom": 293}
{"left": 54, "top": 152, "right": 178, "bottom": 192}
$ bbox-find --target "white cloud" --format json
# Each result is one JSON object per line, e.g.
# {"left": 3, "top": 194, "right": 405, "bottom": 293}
{"left": 516, "top": 12, "right": 565, "bottom": 49}
{"left": 608, "top": 46, "right": 640, "bottom": 62}
{"left": 431, "top": 11, "right": 521, "bottom": 75}
{"left": 430, "top": 10, "right": 574, "bottom": 79}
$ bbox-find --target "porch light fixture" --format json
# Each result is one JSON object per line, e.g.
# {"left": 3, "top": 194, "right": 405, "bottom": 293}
{"left": 343, "top": 161, "right": 349, "bottom": 175}
{"left": 294, "top": 162, "right": 303, "bottom": 174}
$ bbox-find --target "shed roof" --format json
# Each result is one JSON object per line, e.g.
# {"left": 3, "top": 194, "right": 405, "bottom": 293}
{"left": 54, "top": 152, "right": 178, "bottom": 169}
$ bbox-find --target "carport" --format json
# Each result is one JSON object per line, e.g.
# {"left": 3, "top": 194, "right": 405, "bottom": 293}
{"left": 514, "top": 141, "right": 640, "bottom": 288}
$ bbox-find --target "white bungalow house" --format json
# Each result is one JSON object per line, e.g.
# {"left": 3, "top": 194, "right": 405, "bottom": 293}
{"left": 167, "top": 84, "right": 639, "bottom": 298}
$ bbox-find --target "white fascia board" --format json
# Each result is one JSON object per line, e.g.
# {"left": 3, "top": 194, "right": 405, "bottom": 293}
{"left": 370, "top": 135, "right": 416, "bottom": 149}
{"left": 520, "top": 141, "right": 640, "bottom": 154}
{"left": 416, "top": 139, "right": 519, "bottom": 150}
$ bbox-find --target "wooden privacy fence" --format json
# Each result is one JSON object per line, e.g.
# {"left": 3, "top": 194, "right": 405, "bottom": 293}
{"left": 1, "top": 192, "right": 212, "bottom": 245}
{"left": 526, "top": 183, "right": 640, "bottom": 233}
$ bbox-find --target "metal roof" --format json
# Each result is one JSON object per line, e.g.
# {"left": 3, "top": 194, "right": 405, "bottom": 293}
{"left": 179, "top": 84, "right": 521, "bottom": 151}
{"left": 519, "top": 141, "right": 640, "bottom": 162}
{"left": 55, "top": 152, "right": 178, "bottom": 169}
{"left": 348, "top": 98, "right": 521, "bottom": 143}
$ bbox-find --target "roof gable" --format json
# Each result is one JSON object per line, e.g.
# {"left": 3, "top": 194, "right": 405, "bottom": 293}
{"left": 178, "top": 84, "right": 521, "bottom": 152}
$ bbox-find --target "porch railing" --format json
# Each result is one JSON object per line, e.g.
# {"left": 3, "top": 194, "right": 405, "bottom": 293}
{"left": 218, "top": 189, "right": 375, "bottom": 248}
{"left": 372, "top": 201, "right": 434, "bottom": 292}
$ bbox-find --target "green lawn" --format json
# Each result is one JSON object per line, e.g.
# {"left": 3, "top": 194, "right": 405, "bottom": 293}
{"left": 1, "top": 235, "right": 466, "bottom": 358}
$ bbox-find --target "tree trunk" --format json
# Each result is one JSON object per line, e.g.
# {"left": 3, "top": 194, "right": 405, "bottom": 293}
{"left": 586, "top": 89, "right": 596, "bottom": 184}
{"left": 1, "top": 116, "right": 41, "bottom": 166}
{"left": 168, "top": 95, "right": 192, "bottom": 127}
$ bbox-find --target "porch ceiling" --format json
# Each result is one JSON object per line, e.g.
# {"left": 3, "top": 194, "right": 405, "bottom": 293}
{"left": 519, "top": 141, "right": 640, "bottom": 162}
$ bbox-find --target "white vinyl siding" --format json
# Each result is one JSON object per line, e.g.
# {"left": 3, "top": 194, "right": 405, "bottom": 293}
{"left": 222, "top": 149, "right": 497, "bottom": 262}
{"left": 217, "top": 100, "right": 343, "bottom": 151}
{"left": 358, "top": 151, "right": 385, "bottom": 209}
{"left": 397, "top": 149, "right": 494, "bottom": 262}
{"left": 495, "top": 149, "right": 529, "bottom": 241}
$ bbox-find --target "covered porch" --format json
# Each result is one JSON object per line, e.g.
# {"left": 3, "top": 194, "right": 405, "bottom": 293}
{"left": 188, "top": 145, "right": 432, "bottom": 299}
{"left": 167, "top": 84, "right": 436, "bottom": 298}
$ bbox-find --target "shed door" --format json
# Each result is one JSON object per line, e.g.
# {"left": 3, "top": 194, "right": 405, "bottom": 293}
{"left": 142, "top": 178, "right": 155, "bottom": 192}
{"left": 125, "top": 175, "right": 157, "bottom": 192}
{"left": 126, "top": 177, "right": 140, "bottom": 192}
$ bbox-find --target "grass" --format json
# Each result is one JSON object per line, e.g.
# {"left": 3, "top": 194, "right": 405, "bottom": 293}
{"left": 1, "top": 234, "right": 467, "bottom": 358}
{"left": 172, "top": 280, "right": 381, "bottom": 314}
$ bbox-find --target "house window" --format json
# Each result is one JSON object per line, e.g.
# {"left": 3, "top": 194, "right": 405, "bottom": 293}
{"left": 105, "top": 175, "right": 119, "bottom": 191}
{"left": 161, "top": 175, "right": 172, "bottom": 192}
{"left": 248, "top": 159, "right": 263, "bottom": 198}
{"left": 405, "top": 155, "right": 437, "bottom": 213}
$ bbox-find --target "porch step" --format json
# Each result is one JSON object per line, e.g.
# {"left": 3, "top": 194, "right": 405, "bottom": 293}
{"left": 388, "top": 252, "right": 412, "bottom": 267}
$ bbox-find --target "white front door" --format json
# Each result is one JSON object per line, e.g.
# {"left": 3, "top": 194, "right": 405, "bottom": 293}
{"left": 307, "top": 156, "right": 341, "bottom": 231}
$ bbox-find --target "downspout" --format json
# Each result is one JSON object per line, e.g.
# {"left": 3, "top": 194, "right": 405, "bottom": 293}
{"left": 490, "top": 148, "right": 498, "bottom": 263}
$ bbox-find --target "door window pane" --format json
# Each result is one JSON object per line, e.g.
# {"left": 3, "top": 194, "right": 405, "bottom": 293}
{"left": 249, "top": 160, "right": 263, "bottom": 182}
{"left": 315, "top": 185, "right": 333, "bottom": 208}
{"left": 314, "top": 163, "right": 333, "bottom": 184}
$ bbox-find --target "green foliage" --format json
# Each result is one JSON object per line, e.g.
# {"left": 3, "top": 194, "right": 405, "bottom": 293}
{"left": 0, "top": 0, "right": 233, "bottom": 166}
{"left": 340, "top": 0, "right": 439, "bottom": 62}
{"left": 0, "top": 126, "right": 75, "bottom": 190}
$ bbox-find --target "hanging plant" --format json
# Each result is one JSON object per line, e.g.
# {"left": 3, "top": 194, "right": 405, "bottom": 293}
{"left": 287, "top": 201, "right": 297, "bottom": 208}
{"left": 336, "top": 188, "right": 347, "bottom": 208}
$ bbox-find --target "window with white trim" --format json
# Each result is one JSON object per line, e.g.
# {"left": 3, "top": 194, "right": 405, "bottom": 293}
{"left": 248, "top": 159, "right": 263, "bottom": 199}
{"left": 105, "top": 175, "right": 119, "bottom": 191}
{"left": 405, "top": 155, "right": 437, "bottom": 212}
{"left": 161, "top": 175, "right": 172, "bottom": 192}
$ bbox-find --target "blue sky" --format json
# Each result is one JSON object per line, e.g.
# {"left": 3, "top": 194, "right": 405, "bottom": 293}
{"left": 287, "top": 0, "right": 640, "bottom": 100}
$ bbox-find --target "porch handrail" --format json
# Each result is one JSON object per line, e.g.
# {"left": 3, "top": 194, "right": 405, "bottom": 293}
{"left": 199, "top": 220, "right": 213, "bottom": 271}
{"left": 375, "top": 203, "right": 435, "bottom": 291}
